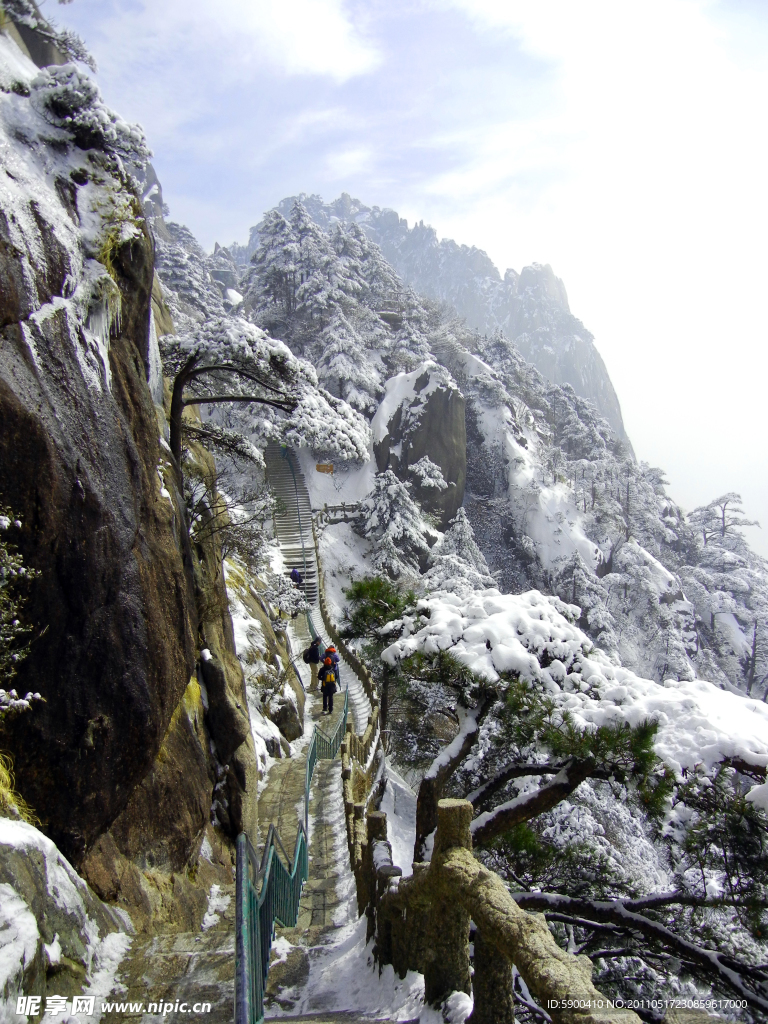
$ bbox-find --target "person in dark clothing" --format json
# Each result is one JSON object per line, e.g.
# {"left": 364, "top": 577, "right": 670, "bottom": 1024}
{"left": 290, "top": 567, "right": 303, "bottom": 586}
{"left": 324, "top": 644, "right": 340, "bottom": 667}
{"left": 305, "top": 636, "right": 322, "bottom": 689}
{"left": 320, "top": 657, "right": 337, "bottom": 714}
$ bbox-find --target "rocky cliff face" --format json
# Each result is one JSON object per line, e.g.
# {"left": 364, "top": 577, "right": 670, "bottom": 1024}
{"left": 372, "top": 363, "right": 466, "bottom": 530}
{"left": 0, "top": 28, "right": 259, "bottom": 939}
{"left": 0, "top": 66, "right": 195, "bottom": 865}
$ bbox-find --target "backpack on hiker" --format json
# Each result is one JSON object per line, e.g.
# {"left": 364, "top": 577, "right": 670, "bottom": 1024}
{"left": 303, "top": 639, "right": 321, "bottom": 664}
{"left": 320, "top": 658, "right": 337, "bottom": 692}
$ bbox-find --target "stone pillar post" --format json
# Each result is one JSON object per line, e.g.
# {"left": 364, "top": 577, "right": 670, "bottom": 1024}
{"left": 424, "top": 799, "right": 472, "bottom": 1005}
{"left": 365, "top": 811, "right": 388, "bottom": 939}
{"left": 468, "top": 929, "right": 515, "bottom": 1024}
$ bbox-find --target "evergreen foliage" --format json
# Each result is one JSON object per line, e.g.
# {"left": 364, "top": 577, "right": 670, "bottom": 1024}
{"left": 0, "top": 513, "right": 43, "bottom": 719}
{"left": 160, "top": 315, "right": 371, "bottom": 470}
{"left": 355, "top": 470, "right": 434, "bottom": 580}
{"left": 30, "top": 64, "right": 148, "bottom": 165}
{"left": 424, "top": 507, "right": 495, "bottom": 595}
{"left": 342, "top": 575, "right": 416, "bottom": 653}
{"left": 3, "top": 0, "right": 96, "bottom": 70}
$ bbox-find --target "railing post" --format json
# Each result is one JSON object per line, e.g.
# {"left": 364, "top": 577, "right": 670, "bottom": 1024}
{"left": 468, "top": 929, "right": 514, "bottom": 1024}
{"left": 424, "top": 799, "right": 473, "bottom": 1007}
{"left": 235, "top": 834, "right": 252, "bottom": 1024}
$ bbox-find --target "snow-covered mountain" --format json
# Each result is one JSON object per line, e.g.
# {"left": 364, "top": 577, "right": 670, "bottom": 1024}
{"left": 218, "top": 197, "right": 768, "bottom": 698}
{"left": 230, "top": 193, "right": 628, "bottom": 440}
{"left": 5, "top": 8, "right": 768, "bottom": 1015}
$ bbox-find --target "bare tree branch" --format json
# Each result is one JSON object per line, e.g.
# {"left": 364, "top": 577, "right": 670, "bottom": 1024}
{"left": 511, "top": 891, "right": 768, "bottom": 1011}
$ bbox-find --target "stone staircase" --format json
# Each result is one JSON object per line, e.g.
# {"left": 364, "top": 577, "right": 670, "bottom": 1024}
{"left": 265, "top": 444, "right": 319, "bottom": 606}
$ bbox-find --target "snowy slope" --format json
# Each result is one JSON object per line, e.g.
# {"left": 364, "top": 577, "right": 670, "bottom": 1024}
{"left": 383, "top": 587, "right": 768, "bottom": 782}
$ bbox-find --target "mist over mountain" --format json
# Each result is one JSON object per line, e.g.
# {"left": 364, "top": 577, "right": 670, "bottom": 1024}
{"left": 217, "top": 194, "right": 768, "bottom": 699}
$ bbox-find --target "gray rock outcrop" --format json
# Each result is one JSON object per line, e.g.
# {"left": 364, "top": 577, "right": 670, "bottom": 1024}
{"left": 372, "top": 363, "right": 466, "bottom": 530}
{"left": 0, "top": 818, "right": 127, "bottom": 1007}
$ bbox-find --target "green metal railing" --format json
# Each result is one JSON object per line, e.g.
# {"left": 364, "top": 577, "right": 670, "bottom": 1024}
{"left": 235, "top": 825, "right": 307, "bottom": 1024}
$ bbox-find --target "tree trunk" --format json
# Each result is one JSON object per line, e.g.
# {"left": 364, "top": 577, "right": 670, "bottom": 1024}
{"left": 170, "top": 371, "right": 185, "bottom": 469}
{"left": 747, "top": 621, "right": 758, "bottom": 696}
{"left": 471, "top": 759, "right": 595, "bottom": 847}
{"left": 414, "top": 700, "right": 490, "bottom": 862}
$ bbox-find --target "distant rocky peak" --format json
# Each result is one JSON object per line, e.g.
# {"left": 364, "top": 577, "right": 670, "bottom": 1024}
{"left": 231, "top": 192, "right": 627, "bottom": 439}
{"left": 518, "top": 263, "right": 570, "bottom": 313}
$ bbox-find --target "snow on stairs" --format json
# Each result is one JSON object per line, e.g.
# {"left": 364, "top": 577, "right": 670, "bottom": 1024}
{"left": 258, "top": 618, "right": 376, "bottom": 1016}
{"left": 265, "top": 444, "right": 319, "bottom": 606}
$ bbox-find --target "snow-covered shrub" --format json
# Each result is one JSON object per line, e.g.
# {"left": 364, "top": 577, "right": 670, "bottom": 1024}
{"left": 409, "top": 455, "right": 448, "bottom": 491}
{"left": 424, "top": 507, "right": 495, "bottom": 595}
{"left": 284, "top": 386, "right": 370, "bottom": 464}
{"left": 30, "top": 64, "right": 149, "bottom": 165}
{"left": 261, "top": 568, "right": 308, "bottom": 616}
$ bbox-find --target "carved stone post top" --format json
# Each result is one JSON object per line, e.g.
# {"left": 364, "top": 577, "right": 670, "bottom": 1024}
{"left": 354, "top": 802, "right": 366, "bottom": 820}
{"left": 346, "top": 722, "right": 354, "bottom": 733}
{"left": 434, "top": 799, "right": 473, "bottom": 854}
{"left": 367, "top": 810, "right": 387, "bottom": 840}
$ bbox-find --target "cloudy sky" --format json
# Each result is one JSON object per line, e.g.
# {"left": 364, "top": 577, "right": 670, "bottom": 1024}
{"left": 57, "top": 0, "right": 768, "bottom": 553}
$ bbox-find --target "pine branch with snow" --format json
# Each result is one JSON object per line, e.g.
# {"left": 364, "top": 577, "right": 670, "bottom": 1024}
{"left": 30, "top": 64, "right": 149, "bottom": 166}
{"left": 409, "top": 456, "right": 448, "bottom": 491}
{"left": 3, "top": 0, "right": 96, "bottom": 70}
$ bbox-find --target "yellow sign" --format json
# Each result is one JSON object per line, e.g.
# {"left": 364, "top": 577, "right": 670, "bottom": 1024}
{"left": 316, "top": 463, "right": 334, "bottom": 474}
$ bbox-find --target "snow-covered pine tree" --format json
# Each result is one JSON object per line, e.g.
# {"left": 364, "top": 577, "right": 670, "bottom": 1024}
{"left": 330, "top": 221, "right": 401, "bottom": 305}
{"left": 155, "top": 222, "right": 226, "bottom": 327}
{"left": 553, "top": 551, "right": 619, "bottom": 656}
{"left": 356, "top": 470, "right": 433, "bottom": 579}
{"left": 160, "top": 315, "right": 371, "bottom": 470}
{"left": 424, "top": 507, "right": 495, "bottom": 595}
{"left": 244, "top": 208, "right": 299, "bottom": 321}
{"left": 315, "top": 308, "right": 385, "bottom": 414}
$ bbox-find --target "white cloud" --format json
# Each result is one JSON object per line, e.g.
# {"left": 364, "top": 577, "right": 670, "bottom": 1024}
{"left": 58, "top": 0, "right": 768, "bottom": 550}
{"left": 103, "top": 0, "right": 379, "bottom": 84}
{"left": 325, "top": 144, "right": 373, "bottom": 178}
{"left": 411, "top": 0, "right": 768, "bottom": 547}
